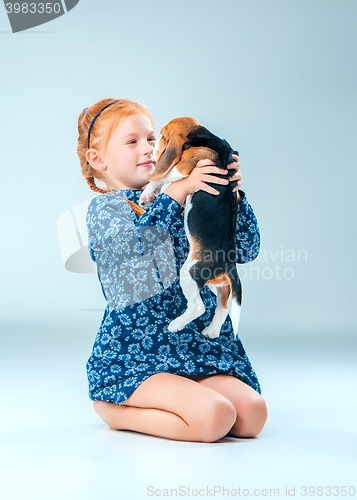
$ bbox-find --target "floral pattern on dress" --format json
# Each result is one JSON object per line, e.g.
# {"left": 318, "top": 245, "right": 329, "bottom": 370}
{"left": 86, "top": 189, "right": 262, "bottom": 404}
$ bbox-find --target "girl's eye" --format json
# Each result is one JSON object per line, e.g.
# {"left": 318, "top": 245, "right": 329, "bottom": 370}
{"left": 128, "top": 140, "right": 137, "bottom": 144}
{"left": 148, "top": 138, "right": 156, "bottom": 143}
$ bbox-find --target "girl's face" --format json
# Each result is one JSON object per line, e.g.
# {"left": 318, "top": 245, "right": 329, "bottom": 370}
{"left": 100, "top": 113, "right": 156, "bottom": 190}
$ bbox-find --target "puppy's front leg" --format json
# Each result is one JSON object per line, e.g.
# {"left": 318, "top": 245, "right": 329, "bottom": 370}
{"left": 139, "top": 167, "right": 188, "bottom": 207}
{"left": 139, "top": 179, "right": 163, "bottom": 207}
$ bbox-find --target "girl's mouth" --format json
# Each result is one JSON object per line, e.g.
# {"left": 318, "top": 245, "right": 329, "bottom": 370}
{"left": 138, "top": 161, "right": 155, "bottom": 168}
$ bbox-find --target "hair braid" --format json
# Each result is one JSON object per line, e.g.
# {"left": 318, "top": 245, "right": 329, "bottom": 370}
{"left": 86, "top": 176, "right": 110, "bottom": 195}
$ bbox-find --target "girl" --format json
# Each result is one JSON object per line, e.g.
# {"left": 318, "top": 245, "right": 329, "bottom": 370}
{"left": 78, "top": 98, "right": 267, "bottom": 442}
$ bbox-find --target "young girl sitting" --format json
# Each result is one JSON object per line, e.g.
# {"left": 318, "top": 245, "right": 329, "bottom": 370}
{"left": 78, "top": 98, "right": 267, "bottom": 442}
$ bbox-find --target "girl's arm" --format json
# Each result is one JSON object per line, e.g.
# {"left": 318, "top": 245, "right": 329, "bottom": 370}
{"left": 87, "top": 192, "right": 183, "bottom": 260}
{"left": 226, "top": 154, "right": 260, "bottom": 263}
{"left": 235, "top": 190, "right": 260, "bottom": 263}
{"left": 136, "top": 192, "right": 184, "bottom": 233}
{"left": 87, "top": 193, "right": 183, "bottom": 308}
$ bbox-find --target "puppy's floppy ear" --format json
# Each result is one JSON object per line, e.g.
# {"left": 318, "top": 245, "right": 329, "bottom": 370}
{"left": 150, "top": 134, "right": 185, "bottom": 181}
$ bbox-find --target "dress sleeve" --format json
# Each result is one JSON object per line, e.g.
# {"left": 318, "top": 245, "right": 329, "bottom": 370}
{"left": 136, "top": 192, "right": 185, "bottom": 232}
{"left": 235, "top": 190, "right": 260, "bottom": 263}
{"left": 86, "top": 193, "right": 182, "bottom": 309}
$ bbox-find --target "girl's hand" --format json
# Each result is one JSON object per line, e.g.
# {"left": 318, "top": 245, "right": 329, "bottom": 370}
{"left": 179, "top": 159, "right": 230, "bottom": 196}
{"left": 227, "top": 154, "right": 242, "bottom": 193}
{"left": 164, "top": 157, "right": 241, "bottom": 206}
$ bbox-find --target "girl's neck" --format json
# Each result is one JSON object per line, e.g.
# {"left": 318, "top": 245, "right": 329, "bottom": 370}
{"left": 106, "top": 182, "right": 145, "bottom": 191}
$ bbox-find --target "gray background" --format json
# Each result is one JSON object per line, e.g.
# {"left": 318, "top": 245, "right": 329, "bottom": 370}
{"left": 1, "top": 1, "right": 356, "bottom": 499}
{"left": 1, "top": 0, "right": 356, "bottom": 334}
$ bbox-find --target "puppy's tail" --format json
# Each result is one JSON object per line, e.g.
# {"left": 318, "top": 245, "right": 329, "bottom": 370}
{"left": 227, "top": 264, "right": 242, "bottom": 338}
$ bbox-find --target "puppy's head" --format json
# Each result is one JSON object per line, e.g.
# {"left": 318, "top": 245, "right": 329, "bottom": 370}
{"left": 150, "top": 117, "right": 201, "bottom": 181}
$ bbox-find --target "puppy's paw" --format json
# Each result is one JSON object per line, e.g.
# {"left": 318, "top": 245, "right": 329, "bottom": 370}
{"left": 168, "top": 317, "right": 185, "bottom": 333}
{"left": 139, "top": 184, "right": 161, "bottom": 207}
{"left": 201, "top": 324, "right": 219, "bottom": 339}
{"left": 138, "top": 193, "right": 154, "bottom": 208}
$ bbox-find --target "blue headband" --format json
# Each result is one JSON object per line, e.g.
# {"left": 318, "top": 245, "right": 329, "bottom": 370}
{"left": 87, "top": 101, "right": 119, "bottom": 150}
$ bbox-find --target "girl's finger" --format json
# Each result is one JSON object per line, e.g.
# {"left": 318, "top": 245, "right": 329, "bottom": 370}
{"left": 227, "top": 160, "right": 240, "bottom": 169}
{"left": 232, "top": 180, "right": 242, "bottom": 192}
{"left": 198, "top": 166, "right": 224, "bottom": 174}
{"left": 229, "top": 172, "right": 242, "bottom": 181}
{"left": 201, "top": 174, "right": 229, "bottom": 185}
{"left": 199, "top": 182, "right": 220, "bottom": 195}
{"left": 196, "top": 159, "right": 216, "bottom": 168}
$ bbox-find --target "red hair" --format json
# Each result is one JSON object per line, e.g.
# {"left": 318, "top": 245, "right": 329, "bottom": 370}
{"left": 77, "top": 98, "right": 154, "bottom": 194}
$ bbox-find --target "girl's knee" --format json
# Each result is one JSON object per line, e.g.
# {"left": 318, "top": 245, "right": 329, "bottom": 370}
{"left": 198, "top": 397, "right": 237, "bottom": 443}
{"left": 93, "top": 400, "right": 123, "bottom": 430}
{"left": 232, "top": 393, "right": 268, "bottom": 438}
{"left": 93, "top": 400, "right": 108, "bottom": 415}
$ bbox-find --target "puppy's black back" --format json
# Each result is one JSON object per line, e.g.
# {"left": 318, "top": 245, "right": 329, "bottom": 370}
{"left": 183, "top": 126, "right": 235, "bottom": 161}
{"left": 184, "top": 126, "right": 239, "bottom": 281}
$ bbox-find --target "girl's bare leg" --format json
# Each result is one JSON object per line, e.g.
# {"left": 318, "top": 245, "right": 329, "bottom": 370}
{"left": 93, "top": 373, "right": 237, "bottom": 442}
{"left": 196, "top": 374, "right": 268, "bottom": 438}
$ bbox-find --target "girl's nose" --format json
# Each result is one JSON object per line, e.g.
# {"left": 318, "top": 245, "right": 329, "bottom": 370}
{"left": 143, "top": 140, "right": 154, "bottom": 155}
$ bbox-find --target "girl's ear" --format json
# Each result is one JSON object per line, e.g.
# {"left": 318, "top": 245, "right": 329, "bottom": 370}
{"left": 86, "top": 149, "right": 106, "bottom": 171}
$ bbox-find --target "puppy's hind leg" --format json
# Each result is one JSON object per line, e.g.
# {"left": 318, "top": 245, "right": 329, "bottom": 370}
{"left": 168, "top": 260, "right": 205, "bottom": 333}
{"left": 229, "top": 296, "right": 241, "bottom": 339}
{"left": 201, "top": 285, "right": 229, "bottom": 339}
{"left": 228, "top": 264, "right": 242, "bottom": 338}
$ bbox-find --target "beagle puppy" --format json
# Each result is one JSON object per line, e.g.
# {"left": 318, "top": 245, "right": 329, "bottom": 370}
{"left": 139, "top": 117, "right": 242, "bottom": 339}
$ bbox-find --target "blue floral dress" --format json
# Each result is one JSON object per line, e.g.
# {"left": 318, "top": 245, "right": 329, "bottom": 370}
{"left": 86, "top": 189, "right": 261, "bottom": 404}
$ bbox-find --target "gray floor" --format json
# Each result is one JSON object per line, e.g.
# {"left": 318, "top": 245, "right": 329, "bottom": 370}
{"left": 1, "top": 318, "right": 356, "bottom": 500}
